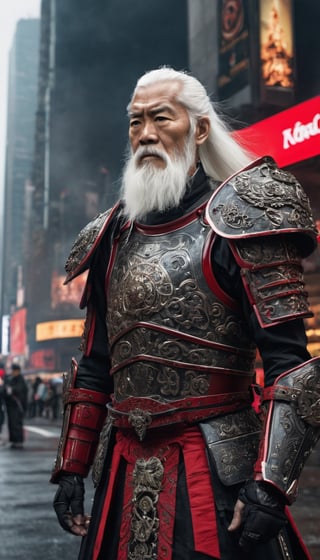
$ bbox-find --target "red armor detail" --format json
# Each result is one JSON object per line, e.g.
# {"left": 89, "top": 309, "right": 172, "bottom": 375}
{"left": 205, "top": 156, "right": 317, "bottom": 328}
{"left": 108, "top": 392, "right": 251, "bottom": 440}
{"left": 51, "top": 360, "right": 110, "bottom": 482}
{"left": 60, "top": 397, "right": 108, "bottom": 476}
{"left": 64, "top": 201, "right": 122, "bottom": 284}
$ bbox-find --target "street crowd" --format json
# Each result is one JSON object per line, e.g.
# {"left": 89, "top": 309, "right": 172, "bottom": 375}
{"left": 0, "top": 362, "right": 62, "bottom": 448}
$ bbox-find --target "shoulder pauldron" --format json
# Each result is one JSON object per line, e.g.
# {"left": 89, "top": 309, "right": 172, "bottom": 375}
{"left": 206, "top": 155, "right": 317, "bottom": 253}
{"left": 206, "top": 157, "right": 318, "bottom": 327}
{"left": 64, "top": 201, "right": 123, "bottom": 283}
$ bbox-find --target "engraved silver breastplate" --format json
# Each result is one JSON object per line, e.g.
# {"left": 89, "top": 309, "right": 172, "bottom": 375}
{"left": 106, "top": 210, "right": 256, "bottom": 403}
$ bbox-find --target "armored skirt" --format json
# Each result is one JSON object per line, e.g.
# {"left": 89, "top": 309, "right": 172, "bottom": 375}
{"left": 78, "top": 422, "right": 310, "bottom": 560}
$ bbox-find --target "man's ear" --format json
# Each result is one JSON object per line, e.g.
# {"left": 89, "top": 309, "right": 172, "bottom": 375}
{"left": 195, "top": 117, "right": 210, "bottom": 145}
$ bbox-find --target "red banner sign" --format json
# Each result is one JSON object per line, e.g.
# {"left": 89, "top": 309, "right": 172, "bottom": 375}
{"left": 10, "top": 308, "right": 27, "bottom": 356}
{"left": 234, "top": 96, "right": 320, "bottom": 167}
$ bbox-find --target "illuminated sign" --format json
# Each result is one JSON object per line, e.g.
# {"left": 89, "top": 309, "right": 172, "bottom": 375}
{"left": 10, "top": 308, "right": 27, "bottom": 355}
{"left": 36, "top": 319, "right": 85, "bottom": 341}
{"left": 51, "top": 270, "right": 88, "bottom": 310}
{"left": 259, "top": 0, "right": 294, "bottom": 90}
{"left": 234, "top": 96, "right": 320, "bottom": 167}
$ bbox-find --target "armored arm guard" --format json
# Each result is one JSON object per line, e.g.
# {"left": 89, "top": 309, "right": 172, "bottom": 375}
{"left": 254, "top": 357, "right": 320, "bottom": 503}
{"left": 51, "top": 358, "right": 110, "bottom": 482}
{"left": 206, "top": 156, "right": 318, "bottom": 328}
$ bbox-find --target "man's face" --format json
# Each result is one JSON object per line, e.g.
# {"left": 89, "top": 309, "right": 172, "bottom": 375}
{"left": 128, "top": 80, "right": 194, "bottom": 172}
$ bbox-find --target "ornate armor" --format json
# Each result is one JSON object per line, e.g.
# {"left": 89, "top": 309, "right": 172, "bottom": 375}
{"left": 255, "top": 357, "right": 320, "bottom": 502}
{"left": 51, "top": 358, "right": 110, "bottom": 482}
{"left": 105, "top": 202, "right": 257, "bottom": 437}
{"left": 206, "top": 156, "right": 317, "bottom": 328}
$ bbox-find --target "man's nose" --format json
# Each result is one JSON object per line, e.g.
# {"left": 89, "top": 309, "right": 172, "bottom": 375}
{"left": 139, "top": 121, "right": 158, "bottom": 145}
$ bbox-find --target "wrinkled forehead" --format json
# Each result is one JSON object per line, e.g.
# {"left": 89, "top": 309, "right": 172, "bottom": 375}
{"left": 128, "top": 80, "right": 184, "bottom": 114}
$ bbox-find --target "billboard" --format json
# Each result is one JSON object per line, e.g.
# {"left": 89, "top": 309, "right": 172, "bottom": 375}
{"left": 51, "top": 270, "right": 88, "bottom": 310}
{"left": 217, "top": 0, "right": 250, "bottom": 99}
{"left": 259, "top": 0, "right": 294, "bottom": 105}
{"left": 10, "top": 308, "right": 27, "bottom": 356}
{"left": 36, "top": 319, "right": 85, "bottom": 342}
{"left": 234, "top": 96, "right": 320, "bottom": 167}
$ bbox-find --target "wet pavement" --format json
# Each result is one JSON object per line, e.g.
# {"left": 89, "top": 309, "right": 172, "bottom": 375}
{"left": 0, "top": 418, "right": 94, "bottom": 560}
{"left": 0, "top": 417, "right": 319, "bottom": 559}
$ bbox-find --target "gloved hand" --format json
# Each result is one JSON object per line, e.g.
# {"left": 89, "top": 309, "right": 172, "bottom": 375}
{"left": 53, "top": 474, "right": 89, "bottom": 536}
{"left": 228, "top": 480, "right": 287, "bottom": 550}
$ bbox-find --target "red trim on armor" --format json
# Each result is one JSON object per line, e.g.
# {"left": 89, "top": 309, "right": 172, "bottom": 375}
{"left": 93, "top": 427, "right": 220, "bottom": 560}
{"left": 65, "top": 201, "right": 122, "bottom": 284}
{"left": 108, "top": 393, "right": 251, "bottom": 431}
{"left": 202, "top": 231, "right": 240, "bottom": 312}
{"left": 183, "top": 430, "right": 220, "bottom": 557}
{"left": 93, "top": 446, "right": 122, "bottom": 559}
{"left": 134, "top": 203, "right": 208, "bottom": 235}
{"left": 253, "top": 399, "right": 275, "bottom": 477}
{"left": 110, "top": 353, "right": 253, "bottom": 377}
{"left": 109, "top": 321, "right": 252, "bottom": 359}
{"left": 65, "top": 387, "right": 110, "bottom": 406}
{"left": 58, "top": 401, "right": 108, "bottom": 478}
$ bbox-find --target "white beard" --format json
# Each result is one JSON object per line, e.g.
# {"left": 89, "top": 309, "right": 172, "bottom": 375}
{"left": 121, "top": 134, "right": 196, "bottom": 221}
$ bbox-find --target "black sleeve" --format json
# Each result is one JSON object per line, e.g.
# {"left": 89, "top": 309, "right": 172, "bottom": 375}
{"left": 75, "top": 238, "right": 114, "bottom": 395}
{"left": 212, "top": 236, "right": 311, "bottom": 387}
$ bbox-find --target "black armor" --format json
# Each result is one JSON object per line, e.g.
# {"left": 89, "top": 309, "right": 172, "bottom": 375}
{"left": 256, "top": 357, "right": 320, "bottom": 502}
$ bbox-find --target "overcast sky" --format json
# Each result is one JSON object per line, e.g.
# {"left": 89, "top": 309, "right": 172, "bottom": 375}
{"left": 0, "top": 0, "right": 41, "bottom": 199}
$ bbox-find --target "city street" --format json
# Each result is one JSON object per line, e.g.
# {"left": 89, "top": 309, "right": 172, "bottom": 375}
{"left": 0, "top": 417, "right": 319, "bottom": 559}
{"left": 0, "top": 417, "right": 94, "bottom": 560}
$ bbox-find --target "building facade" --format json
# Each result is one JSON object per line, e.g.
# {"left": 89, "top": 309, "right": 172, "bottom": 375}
{"left": 24, "top": 0, "right": 189, "bottom": 372}
{"left": 1, "top": 19, "right": 40, "bottom": 359}
{"left": 2, "top": 0, "right": 320, "bottom": 372}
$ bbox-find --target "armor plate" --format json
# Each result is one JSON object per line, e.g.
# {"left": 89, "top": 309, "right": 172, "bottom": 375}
{"left": 206, "top": 156, "right": 317, "bottom": 328}
{"left": 255, "top": 357, "right": 320, "bottom": 502}
{"left": 106, "top": 205, "right": 256, "bottom": 424}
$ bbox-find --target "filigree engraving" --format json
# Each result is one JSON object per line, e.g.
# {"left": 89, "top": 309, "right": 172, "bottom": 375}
{"left": 107, "top": 220, "right": 256, "bottom": 401}
{"left": 200, "top": 409, "right": 261, "bottom": 485}
{"left": 91, "top": 415, "right": 113, "bottom": 487}
{"left": 232, "top": 161, "right": 314, "bottom": 230}
{"left": 128, "top": 457, "right": 164, "bottom": 560}
{"left": 65, "top": 209, "right": 111, "bottom": 275}
{"left": 128, "top": 409, "right": 152, "bottom": 441}
{"left": 293, "top": 371, "right": 320, "bottom": 427}
{"left": 236, "top": 235, "right": 311, "bottom": 326}
{"left": 208, "top": 158, "right": 317, "bottom": 236}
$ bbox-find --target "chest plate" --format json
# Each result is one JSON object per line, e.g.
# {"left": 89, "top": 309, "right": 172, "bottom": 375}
{"left": 106, "top": 211, "right": 256, "bottom": 403}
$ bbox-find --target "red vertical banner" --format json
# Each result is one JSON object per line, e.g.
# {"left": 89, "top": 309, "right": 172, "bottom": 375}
{"left": 10, "top": 308, "right": 27, "bottom": 356}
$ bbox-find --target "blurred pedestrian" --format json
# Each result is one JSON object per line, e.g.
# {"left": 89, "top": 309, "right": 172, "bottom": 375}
{"left": 35, "top": 378, "right": 48, "bottom": 417}
{"left": 4, "top": 364, "right": 28, "bottom": 449}
{"left": 0, "top": 363, "right": 6, "bottom": 444}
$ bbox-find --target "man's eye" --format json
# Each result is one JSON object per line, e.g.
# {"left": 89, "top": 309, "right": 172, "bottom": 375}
{"left": 155, "top": 115, "right": 168, "bottom": 122}
{"left": 130, "top": 120, "right": 141, "bottom": 127}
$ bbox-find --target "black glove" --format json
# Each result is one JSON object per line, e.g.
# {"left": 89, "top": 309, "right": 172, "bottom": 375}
{"left": 53, "top": 474, "right": 87, "bottom": 536}
{"left": 237, "top": 480, "right": 287, "bottom": 550}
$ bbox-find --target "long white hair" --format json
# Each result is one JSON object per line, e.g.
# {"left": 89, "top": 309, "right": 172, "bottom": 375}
{"left": 128, "top": 67, "right": 254, "bottom": 181}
